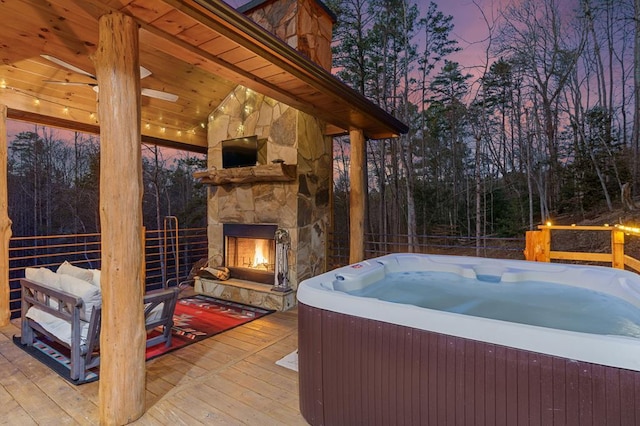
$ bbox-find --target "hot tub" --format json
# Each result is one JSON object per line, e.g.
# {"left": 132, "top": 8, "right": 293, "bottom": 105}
{"left": 297, "top": 254, "right": 640, "bottom": 425}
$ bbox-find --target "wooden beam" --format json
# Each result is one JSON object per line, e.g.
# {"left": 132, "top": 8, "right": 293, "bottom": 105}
{"left": 194, "top": 163, "right": 297, "bottom": 185}
{"left": 349, "top": 128, "right": 365, "bottom": 263}
{"left": 94, "top": 12, "right": 146, "bottom": 425}
{"left": 0, "top": 105, "right": 11, "bottom": 326}
{"left": 7, "top": 109, "right": 207, "bottom": 154}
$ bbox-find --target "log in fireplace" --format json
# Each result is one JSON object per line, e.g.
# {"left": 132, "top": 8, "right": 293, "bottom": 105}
{"left": 223, "top": 224, "right": 277, "bottom": 285}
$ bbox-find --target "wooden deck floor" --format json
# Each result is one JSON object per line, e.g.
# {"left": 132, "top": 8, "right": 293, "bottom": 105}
{"left": 0, "top": 307, "right": 306, "bottom": 425}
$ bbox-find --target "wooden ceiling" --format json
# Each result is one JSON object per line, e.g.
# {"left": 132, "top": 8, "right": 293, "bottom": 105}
{"left": 0, "top": 0, "right": 407, "bottom": 153}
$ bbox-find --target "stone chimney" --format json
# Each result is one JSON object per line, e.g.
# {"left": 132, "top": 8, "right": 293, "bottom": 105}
{"left": 196, "top": 0, "right": 335, "bottom": 311}
{"left": 238, "top": 0, "right": 336, "bottom": 71}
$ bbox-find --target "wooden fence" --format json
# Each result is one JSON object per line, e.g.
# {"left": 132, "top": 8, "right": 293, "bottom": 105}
{"left": 524, "top": 224, "right": 640, "bottom": 272}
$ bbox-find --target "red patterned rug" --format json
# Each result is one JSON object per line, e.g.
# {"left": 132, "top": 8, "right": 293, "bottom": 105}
{"left": 146, "top": 294, "right": 274, "bottom": 359}
{"left": 14, "top": 294, "right": 274, "bottom": 384}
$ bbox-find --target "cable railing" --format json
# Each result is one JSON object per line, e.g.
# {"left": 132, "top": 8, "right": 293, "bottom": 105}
{"left": 8, "top": 227, "right": 208, "bottom": 318}
{"left": 9, "top": 227, "right": 526, "bottom": 318}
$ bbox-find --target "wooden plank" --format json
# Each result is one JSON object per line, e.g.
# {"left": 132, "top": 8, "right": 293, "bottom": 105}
{"left": 152, "top": 390, "right": 241, "bottom": 425}
{"left": 549, "top": 250, "right": 612, "bottom": 263}
{"left": 0, "top": 397, "right": 38, "bottom": 426}
{"left": 148, "top": 8, "right": 199, "bottom": 36}
{"left": 176, "top": 23, "right": 220, "bottom": 46}
{"left": 624, "top": 254, "right": 640, "bottom": 273}
{"left": 0, "top": 366, "right": 76, "bottom": 424}
{"left": 122, "top": 0, "right": 175, "bottom": 22}
{"left": 213, "top": 371, "right": 305, "bottom": 423}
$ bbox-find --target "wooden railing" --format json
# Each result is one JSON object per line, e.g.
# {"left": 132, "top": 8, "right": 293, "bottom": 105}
{"left": 524, "top": 224, "right": 640, "bottom": 272}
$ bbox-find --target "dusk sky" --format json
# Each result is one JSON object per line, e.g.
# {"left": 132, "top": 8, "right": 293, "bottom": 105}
{"left": 223, "top": 0, "right": 506, "bottom": 72}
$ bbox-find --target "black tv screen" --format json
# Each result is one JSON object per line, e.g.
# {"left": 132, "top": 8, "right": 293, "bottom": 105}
{"left": 222, "top": 136, "right": 258, "bottom": 168}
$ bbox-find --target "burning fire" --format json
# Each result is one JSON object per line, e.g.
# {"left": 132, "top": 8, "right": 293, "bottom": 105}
{"left": 251, "top": 239, "right": 269, "bottom": 270}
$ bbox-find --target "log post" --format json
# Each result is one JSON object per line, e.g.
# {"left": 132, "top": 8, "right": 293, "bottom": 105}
{"left": 612, "top": 228, "right": 625, "bottom": 269}
{"left": 349, "top": 128, "right": 365, "bottom": 263}
{"left": 540, "top": 226, "right": 551, "bottom": 262}
{"left": 0, "top": 105, "right": 12, "bottom": 326}
{"left": 93, "top": 12, "right": 146, "bottom": 425}
{"left": 524, "top": 230, "right": 539, "bottom": 262}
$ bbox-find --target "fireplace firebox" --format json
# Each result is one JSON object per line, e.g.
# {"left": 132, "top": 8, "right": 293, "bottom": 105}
{"left": 223, "top": 224, "right": 277, "bottom": 284}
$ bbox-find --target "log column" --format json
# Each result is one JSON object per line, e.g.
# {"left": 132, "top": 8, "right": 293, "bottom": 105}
{"left": 0, "top": 105, "right": 11, "bottom": 326}
{"left": 93, "top": 12, "right": 145, "bottom": 425}
{"left": 349, "top": 128, "right": 366, "bottom": 263}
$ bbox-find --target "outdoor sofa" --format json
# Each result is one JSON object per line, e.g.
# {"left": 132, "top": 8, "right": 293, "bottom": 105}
{"left": 19, "top": 262, "right": 179, "bottom": 381}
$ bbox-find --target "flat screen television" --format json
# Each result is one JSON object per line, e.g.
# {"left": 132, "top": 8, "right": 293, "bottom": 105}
{"left": 222, "top": 136, "right": 258, "bottom": 168}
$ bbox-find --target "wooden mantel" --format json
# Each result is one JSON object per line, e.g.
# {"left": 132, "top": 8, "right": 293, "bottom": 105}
{"left": 194, "top": 163, "right": 297, "bottom": 185}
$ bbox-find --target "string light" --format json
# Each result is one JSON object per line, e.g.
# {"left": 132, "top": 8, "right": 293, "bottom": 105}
{"left": 0, "top": 84, "right": 202, "bottom": 138}
{"left": 616, "top": 224, "right": 640, "bottom": 236}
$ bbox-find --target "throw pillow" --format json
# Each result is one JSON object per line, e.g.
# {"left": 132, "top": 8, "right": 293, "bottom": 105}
{"left": 57, "top": 261, "right": 94, "bottom": 283}
{"left": 57, "top": 273, "right": 102, "bottom": 321}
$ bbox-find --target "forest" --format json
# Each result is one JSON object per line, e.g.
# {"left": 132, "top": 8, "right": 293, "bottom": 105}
{"left": 7, "top": 126, "right": 206, "bottom": 237}
{"left": 6, "top": 0, "right": 639, "bottom": 247}
{"left": 328, "top": 0, "right": 640, "bottom": 247}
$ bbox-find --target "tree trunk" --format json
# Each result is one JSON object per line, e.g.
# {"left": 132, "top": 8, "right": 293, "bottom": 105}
{"left": 93, "top": 12, "right": 146, "bottom": 425}
{"left": 0, "top": 105, "right": 12, "bottom": 326}
{"left": 475, "top": 134, "right": 482, "bottom": 256}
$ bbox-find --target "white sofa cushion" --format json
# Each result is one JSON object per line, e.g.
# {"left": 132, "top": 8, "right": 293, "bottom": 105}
{"left": 25, "top": 267, "right": 62, "bottom": 290}
{"left": 57, "top": 261, "right": 94, "bottom": 283}
{"left": 24, "top": 267, "right": 62, "bottom": 310}
{"left": 24, "top": 267, "right": 101, "bottom": 321}
{"left": 25, "top": 307, "right": 90, "bottom": 346}
{"left": 89, "top": 269, "right": 101, "bottom": 287}
{"left": 57, "top": 273, "right": 101, "bottom": 321}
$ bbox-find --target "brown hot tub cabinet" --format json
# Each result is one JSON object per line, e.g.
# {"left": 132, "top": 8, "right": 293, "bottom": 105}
{"left": 298, "top": 304, "right": 640, "bottom": 425}
{"left": 297, "top": 254, "right": 640, "bottom": 426}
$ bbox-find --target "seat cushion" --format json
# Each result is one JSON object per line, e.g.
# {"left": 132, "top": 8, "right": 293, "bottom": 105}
{"left": 25, "top": 307, "right": 90, "bottom": 346}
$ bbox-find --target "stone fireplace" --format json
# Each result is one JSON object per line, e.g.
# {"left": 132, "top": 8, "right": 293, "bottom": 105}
{"left": 194, "top": 83, "right": 332, "bottom": 310}
{"left": 193, "top": 0, "right": 335, "bottom": 311}
{"left": 223, "top": 223, "right": 277, "bottom": 284}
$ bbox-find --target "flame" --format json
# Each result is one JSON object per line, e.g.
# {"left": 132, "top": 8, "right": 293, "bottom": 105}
{"left": 252, "top": 239, "right": 269, "bottom": 269}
